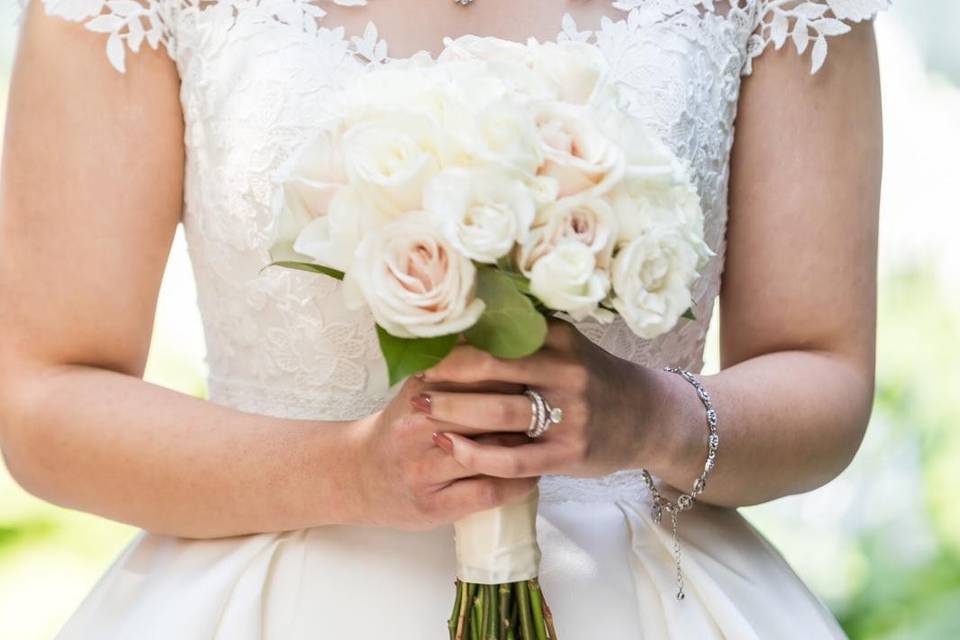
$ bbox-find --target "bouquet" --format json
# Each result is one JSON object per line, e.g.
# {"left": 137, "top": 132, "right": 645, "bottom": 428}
{"left": 267, "top": 34, "right": 711, "bottom": 640}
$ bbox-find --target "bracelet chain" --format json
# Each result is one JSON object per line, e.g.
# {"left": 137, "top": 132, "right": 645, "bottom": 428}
{"left": 639, "top": 367, "right": 720, "bottom": 601}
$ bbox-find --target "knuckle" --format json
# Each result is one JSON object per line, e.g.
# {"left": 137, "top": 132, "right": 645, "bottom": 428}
{"left": 410, "top": 485, "right": 438, "bottom": 517}
{"left": 505, "top": 455, "right": 526, "bottom": 478}
{"left": 568, "top": 437, "right": 590, "bottom": 464}
{"left": 476, "top": 481, "right": 505, "bottom": 509}
{"left": 399, "top": 375, "right": 424, "bottom": 395}
{"left": 476, "top": 351, "right": 502, "bottom": 379}
{"left": 565, "top": 364, "right": 590, "bottom": 392}
{"left": 400, "top": 461, "right": 424, "bottom": 493}
{"left": 395, "top": 413, "right": 428, "bottom": 436}
{"left": 551, "top": 321, "right": 577, "bottom": 346}
{"left": 455, "top": 446, "right": 475, "bottom": 468}
{"left": 495, "top": 399, "right": 517, "bottom": 426}
{"left": 569, "top": 396, "right": 591, "bottom": 426}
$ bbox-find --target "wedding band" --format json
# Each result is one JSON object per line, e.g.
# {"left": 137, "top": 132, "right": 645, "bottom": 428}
{"left": 525, "top": 391, "right": 540, "bottom": 435}
{"left": 525, "top": 390, "right": 546, "bottom": 438}
{"left": 523, "top": 389, "right": 563, "bottom": 439}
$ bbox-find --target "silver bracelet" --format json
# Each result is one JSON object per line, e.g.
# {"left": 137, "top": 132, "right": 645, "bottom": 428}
{"left": 639, "top": 367, "right": 719, "bottom": 601}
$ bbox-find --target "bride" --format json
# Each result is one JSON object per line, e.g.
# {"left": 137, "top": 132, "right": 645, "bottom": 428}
{"left": 0, "top": 0, "right": 886, "bottom": 637}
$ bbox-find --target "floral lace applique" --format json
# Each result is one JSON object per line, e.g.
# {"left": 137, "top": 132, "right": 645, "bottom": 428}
{"left": 745, "top": 0, "right": 892, "bottom": 74}
{"left": 26, "top": 0, "right": 890, "bottom": 74}
{"left": 18, "top": 0, "right": 889, "bottom": 501}
{"left": 25, "top": 0, "right": 381, "bottom": 72}
{"left": 23, "top": 0, "right": 178, "bottom": 71}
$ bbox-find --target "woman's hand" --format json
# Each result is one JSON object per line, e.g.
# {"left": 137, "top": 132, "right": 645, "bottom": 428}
{"left": 349, "top": 376, "right": 539, "bottom": 531}
{"left": 416, "top": 320, "right": 673, "bottom": 480}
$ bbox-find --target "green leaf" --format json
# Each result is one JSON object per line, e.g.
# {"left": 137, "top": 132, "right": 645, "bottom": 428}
{"left": 495, "top": 256, "right": 515, "bottom": 272}
{"left": 501, "top": 270, "right": 532, "bottom": 295}
{"left": 682, "top": 306, "right": 697, "bottom": 321}
{"left": 376, "top": 325, "right": 458, "bottom": 387}
{"left": 464, "top": 267, "right": 547, "bottom": 359}
{"left": 261, "top": 260, "right": 345, "bottom": 281}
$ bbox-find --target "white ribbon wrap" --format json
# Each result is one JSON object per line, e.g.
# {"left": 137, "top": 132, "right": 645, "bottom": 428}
{"left": 453, "top": 485, "right": 541, "bottom": 584}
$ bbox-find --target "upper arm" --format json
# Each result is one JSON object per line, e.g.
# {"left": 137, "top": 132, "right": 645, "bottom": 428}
{"left": 0, "top": 0, "right": 184, "bottom": 381}
{"left": 720, "top": 20, "right": 882, "bottom": 375}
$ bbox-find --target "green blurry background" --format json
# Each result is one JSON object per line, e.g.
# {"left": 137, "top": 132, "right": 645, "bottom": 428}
{"left": 2, "top": 3, "right": 958, "bottom": 638}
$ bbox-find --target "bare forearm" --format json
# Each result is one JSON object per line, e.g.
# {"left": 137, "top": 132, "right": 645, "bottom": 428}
{"left": 639, "top": 349, "right": 873, "bottom": 507}
{"left": 0, "top": 364, "right": 365, "bottom": 538}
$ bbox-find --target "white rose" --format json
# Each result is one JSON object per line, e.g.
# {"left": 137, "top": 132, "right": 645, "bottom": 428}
{"left": 610, "top": 227, "right": 701, "bottom": 339}
{"left": 534, "top": 101, "right": 625, "bottom": 199}
{"left": 595, "top": 101, "right": 682, "bottom": 171}
{"left": 518, "top": 196, "right": 618, "bottom": 274}
{"left": 341, "top": 110, "right": 459, "bottom": 218}
{"left": 523, "top": 174, "right": 560, "bottom": 206}
{"left": 472, "top": 100, "right": 543, "bottom": 176}
{"left": 424, "top": 168, "right": 537, "bottom": 264}
{"left": 345, "top": 215, "right": 486, "bottom": 338}
{"left": 439, "top": 34, "right": 531, "bottom": 63}
{"left": 438, "top": 35, "right": 557, "bottom": 101}
{"left": 529, "top": 40, "right": 608, "bottom": 104}
{"left": 343, "top": 60, "right": 504, "bottom": 136}
{"left": 270, "top": 124, "right": 348, "bottom": 261}
{"left": 609, "top": 176, "right": 691, "bottom": 239}
{"left": 529, "top": 241, "right": 610, "bottom": 320}
{"left": 609, "top": 166, "right": 713, "bottom": 269}
{"left": 290, "top": 185, "right": 369, "bottom": 272}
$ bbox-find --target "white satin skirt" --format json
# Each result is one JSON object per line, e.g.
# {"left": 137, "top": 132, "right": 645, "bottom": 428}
{"left": 56, "top": 491, "right": 846, "bottom": 639}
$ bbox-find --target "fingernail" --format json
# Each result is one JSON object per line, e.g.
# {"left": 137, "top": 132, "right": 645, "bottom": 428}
{"left": 411, "top": 393, "right": 432, "bottom": 414}
{"left": 432, "top": 432, "right": 454, "bottom": 453}
{"left": 414, "top": 371, "right": 426, "bottom": 380}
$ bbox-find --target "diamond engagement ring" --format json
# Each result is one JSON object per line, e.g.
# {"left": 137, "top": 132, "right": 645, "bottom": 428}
{"left": 523, "top": 389, "right": 563, "bottom": 439}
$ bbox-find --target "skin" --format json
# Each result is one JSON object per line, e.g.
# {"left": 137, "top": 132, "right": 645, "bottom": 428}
{"left": 427, "top": 22, "right": 883, "bottom": 506}
{"left": 0, "top": 3, "right": 881, "bottom": 539}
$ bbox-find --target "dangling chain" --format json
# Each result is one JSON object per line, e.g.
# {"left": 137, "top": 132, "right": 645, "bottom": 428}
{"left": 640, "top": 367, "right": 720, "bottom": 601}
{"left": 452, "top": 0, "right": 475, "bottom": 5}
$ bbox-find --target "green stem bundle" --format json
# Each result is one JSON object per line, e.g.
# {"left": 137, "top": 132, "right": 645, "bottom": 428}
{"left": 447, "top": 579, "right": 557, "bottom": 640}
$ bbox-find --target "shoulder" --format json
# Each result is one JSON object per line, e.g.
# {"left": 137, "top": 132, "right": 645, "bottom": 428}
{"left": 744, "top": 0, "right": 891, "bottom": 75}
{"left": 17, "top": 0, "right": 179, "bottom": 72}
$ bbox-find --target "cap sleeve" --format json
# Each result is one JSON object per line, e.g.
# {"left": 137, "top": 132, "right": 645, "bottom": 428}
{"left": 744, "top": 0, "right": 891, "bottom": 75}
{"left": 19, "top": 0, "right": 178, "bottom": 73}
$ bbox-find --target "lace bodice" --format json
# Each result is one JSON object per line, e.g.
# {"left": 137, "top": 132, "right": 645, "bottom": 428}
{"left": 21, "top": 0, "right": 888, "bottom": 503}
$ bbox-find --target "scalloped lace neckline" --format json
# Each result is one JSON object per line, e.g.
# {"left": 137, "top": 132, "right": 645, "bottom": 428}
{"left": 312, "top": 0, "right": 633, "bottom": 64}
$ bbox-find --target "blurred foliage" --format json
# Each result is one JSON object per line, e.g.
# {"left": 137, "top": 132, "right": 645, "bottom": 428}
{"left": 833, "top": 267, "right": 960, "bottom": 639}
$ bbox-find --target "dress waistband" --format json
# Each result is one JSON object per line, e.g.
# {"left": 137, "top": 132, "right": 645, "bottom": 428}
{"left": 539, "top": 471, "right": 654, "bottom": 505}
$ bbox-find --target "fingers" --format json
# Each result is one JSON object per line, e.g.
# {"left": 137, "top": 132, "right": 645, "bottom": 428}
{"left": 440, "top": 431, "right": 567, "bottom": 478}
{"left": 543, "top": 318, "right": 580, "bottom": 351}
{"left": 471, "top": 432, "right": 532, "bottom": 447}
{"left": 420, "top": 444, "right": 478, "bottom": 483}
{"left": 415, "top": 432, "right": 533, "bottom": 494}
{"left": 433, "top": 475, "right": 540, "bottom": 520}
{"left": 425, "top": 380, "right": 526, "bottom": 395}
{"left": 415, "top": 391, "right": 534, "bottom": 434}
{"left": 422, "top": 344, "right": 572, "bottom": 388}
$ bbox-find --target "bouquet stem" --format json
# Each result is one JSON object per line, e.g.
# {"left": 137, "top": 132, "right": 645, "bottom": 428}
{"left": 448, "top": 578, "right": 557, "bottom": 640}
{"left": 498, "top": 584, "right": 510, "bottom": 639}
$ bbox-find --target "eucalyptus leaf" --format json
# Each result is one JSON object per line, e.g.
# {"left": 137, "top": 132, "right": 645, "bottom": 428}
{"left": 376, "top": 325, "right": 458, "bottom": 387}
{"left": 465, "top": 267, "right": 547, "bottom": 359}
{"left": 262, "top": 260, "right": 345, "bottom": 281}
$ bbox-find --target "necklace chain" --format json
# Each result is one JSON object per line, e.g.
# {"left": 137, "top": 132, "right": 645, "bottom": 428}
{"left": 453, "top": 0, "right": 475, "bottom": 6}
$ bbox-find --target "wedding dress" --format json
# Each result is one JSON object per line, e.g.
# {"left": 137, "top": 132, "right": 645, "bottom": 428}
{"left": 18, "top": 0, "right": 889, "bottom": 637}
